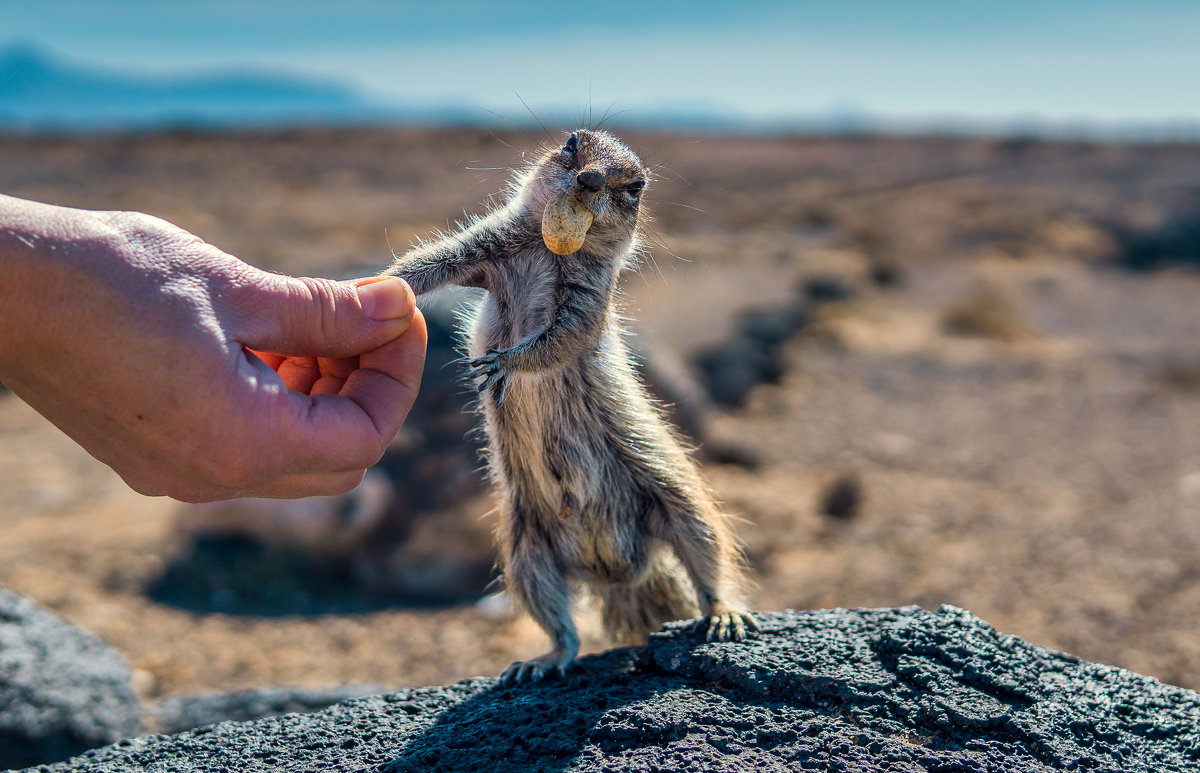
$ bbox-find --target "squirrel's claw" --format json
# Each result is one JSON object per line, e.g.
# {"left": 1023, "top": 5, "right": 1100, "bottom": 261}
{"left": 476, "top": 368, "right": 505, "bottom": 393}
{"left": 466, "top": 349, "right": 502, "bottom": 379}
{"left": 696, "top": 611, "right": 759, "bottom": 643}
{"left": 468, "top": 349, "right": 510, "bottom": 404}
{"left": 500, "top": 658, "right": 566, "bottom": 686}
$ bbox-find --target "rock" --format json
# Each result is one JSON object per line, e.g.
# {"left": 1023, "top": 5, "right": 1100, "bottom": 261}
{"left": 819, "top": 471, "right": 863, "bottom": 519}
{"left": 694, "top": 302, "right": 808, "bottom": 407}
{"left": 147, "top": 685, "right": 384, "bottom": 736}
{"left": 868, "top": 258, "right": 903, "bottom": 288}
{"left": 695, "top": 338, "right": 774, "bottom": 406}
{"left": 30, "top": 606, "right": 1200, "bottom": 772}
{"left": 0, "top": 587, "right": 142, "bottom": 770}
{"left": 801, "top": 275, "right": 856, "bottom": 304}
{"left": 1112, "top": 209, "right": 1200, "bottom": 272}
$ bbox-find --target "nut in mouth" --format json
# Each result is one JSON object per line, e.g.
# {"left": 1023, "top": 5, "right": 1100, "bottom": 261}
{"left": 541, "top": 192, "right": 594, "bottom": 255}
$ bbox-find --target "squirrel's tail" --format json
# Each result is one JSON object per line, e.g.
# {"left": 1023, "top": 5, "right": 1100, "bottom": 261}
{"left": 598, "top": 551, "right": 700, "bottom": 644}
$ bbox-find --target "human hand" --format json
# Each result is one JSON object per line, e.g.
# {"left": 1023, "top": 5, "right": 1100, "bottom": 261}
{"left": 0, "top": 195, "right": 427, "bottom": 502}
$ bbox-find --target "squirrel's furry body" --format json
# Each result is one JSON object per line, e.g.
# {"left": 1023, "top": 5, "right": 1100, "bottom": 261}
{"left": 385, "top": 130, "right": 755, "bottom": 683}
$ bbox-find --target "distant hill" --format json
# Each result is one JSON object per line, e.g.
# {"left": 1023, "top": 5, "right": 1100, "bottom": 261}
{"left": 4, "top": 42, "right": 1191, "bottom": 139}
{"left": 0, "top": 42, "right": 867, "bottom": 135}
{"left": 0, "top": 43, "right": 387, "bottom": 130}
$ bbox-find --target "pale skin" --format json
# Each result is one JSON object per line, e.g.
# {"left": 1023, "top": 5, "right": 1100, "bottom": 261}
{"left": 0, "top": 194, "right": 428, "bottom": 503}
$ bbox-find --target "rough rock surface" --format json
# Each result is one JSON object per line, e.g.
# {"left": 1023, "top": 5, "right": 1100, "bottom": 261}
{"left": 28, "top": 606, "right": 1200, "bottom": 772}
{"left": 0, "top": 588, "right": 142, "bottom": 770}
{"left": 147, "top": 684, "right": 385, "bottom": 736}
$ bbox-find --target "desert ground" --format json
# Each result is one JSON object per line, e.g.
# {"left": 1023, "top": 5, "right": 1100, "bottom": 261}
{"left": 3, "top": 126, "right": 1200, "bottom": 706}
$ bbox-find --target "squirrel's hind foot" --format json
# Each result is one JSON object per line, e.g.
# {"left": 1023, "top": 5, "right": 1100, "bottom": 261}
{"left": 694, "top": 610, "right": 760, "bottom": 643}
{"left": 500, "top": 651, "right": 572, "bottom": 685}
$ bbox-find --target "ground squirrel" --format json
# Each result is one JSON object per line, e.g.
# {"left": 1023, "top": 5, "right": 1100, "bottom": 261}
{"left": 384, "top": 129, "right": 757, "bottom": 683}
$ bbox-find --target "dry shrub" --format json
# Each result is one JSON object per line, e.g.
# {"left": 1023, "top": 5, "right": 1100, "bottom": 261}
{"left": 1155, "top": 363, "right": 1200, "bottom": 393}
{"left": 939, "top": 285, "right": 1030, "bottom": 342}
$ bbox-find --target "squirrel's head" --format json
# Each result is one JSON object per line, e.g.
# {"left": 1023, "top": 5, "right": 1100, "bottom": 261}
{"left": 518, "top": 129, "right": 649, "bottom": 257}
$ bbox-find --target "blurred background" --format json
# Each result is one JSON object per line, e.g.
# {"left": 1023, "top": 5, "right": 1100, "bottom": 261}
{"left": 3, "top": 0, "right": 1200, "bottom": 136}
{"left": 3, "top": 0, "right": 1200, "bottom": 739}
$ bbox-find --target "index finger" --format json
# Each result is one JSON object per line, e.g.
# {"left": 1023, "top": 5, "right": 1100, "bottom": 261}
{"left": 342, "top": 307, "right": 428, "bottom": 440}
{"left": 278, "top": 309, "right": 428, "bottom": 470}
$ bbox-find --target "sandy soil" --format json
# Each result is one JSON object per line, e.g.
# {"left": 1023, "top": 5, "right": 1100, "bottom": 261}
{"left": 3, "top": 127, "right": 1200, "bottom": 701}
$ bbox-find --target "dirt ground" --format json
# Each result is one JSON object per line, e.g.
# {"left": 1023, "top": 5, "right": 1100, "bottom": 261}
{"left": 3, "top": 127, "right": 1200, "bottom": 701}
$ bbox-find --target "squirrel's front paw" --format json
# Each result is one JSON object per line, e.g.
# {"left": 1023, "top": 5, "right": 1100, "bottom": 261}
{"left": 467, "top": 349, "right": 510, "bottom": 405}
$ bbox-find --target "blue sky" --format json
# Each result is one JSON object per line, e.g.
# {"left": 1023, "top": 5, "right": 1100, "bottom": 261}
{"left": 3, "top": 0, "right": 1198, "bottom": 130}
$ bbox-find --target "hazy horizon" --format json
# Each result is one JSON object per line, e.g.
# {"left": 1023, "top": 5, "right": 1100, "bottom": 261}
{"left": 3, "top": 1, "right": 1199, "bottom": 137}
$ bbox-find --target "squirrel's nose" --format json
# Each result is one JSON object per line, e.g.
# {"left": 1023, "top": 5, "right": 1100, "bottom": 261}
{"left": 576, "top": 170, "right": 604, "bottom": 193}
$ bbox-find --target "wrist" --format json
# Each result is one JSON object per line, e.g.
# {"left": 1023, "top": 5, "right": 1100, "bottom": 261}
{"left": 0, "top": 195, "right": 112, "bottom": 372}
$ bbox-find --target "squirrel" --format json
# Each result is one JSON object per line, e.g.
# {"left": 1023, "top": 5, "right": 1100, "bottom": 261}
{"left": 384, "top": 129, "right": 757, "bottom": 684}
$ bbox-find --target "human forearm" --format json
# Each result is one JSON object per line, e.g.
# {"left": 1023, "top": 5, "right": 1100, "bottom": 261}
{"left": 0, "top": 195, "right": 110, "bottom": 367}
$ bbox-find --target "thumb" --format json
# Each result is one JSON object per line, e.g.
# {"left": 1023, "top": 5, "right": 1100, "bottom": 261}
{"left": 232, "top": 273, "right": 416, "bottom": 358}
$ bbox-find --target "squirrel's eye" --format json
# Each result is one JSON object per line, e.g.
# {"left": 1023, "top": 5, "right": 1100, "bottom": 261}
{"left": 625, "top": 179, "right": 645, "bottom": 199}
{"left": 563, "top": 135, "right": 579, "bottom": 154}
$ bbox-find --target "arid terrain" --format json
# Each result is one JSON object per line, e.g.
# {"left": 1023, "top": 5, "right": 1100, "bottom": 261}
{"left": 3, "top": 126, "right": 1200, "bottom": 706}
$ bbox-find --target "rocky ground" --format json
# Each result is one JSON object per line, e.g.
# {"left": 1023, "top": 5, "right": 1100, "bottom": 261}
{"left": 33, "top": 608, "right": 1200, "bottom": 772}
{"left": 2, "top": 127, "right": 1200, "bottom": 708}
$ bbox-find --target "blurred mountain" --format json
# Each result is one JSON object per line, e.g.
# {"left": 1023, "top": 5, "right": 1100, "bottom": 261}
{"left": 0, "top": 42, "right": 869, "bottom": 134}
{"left": 5, "top": 42, "right": 1190, "bottom": 138}
{"left": 0, "top": 43, "right": 386, "bottom": 130}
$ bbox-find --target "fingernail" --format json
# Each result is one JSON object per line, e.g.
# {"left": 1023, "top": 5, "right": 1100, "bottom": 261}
{"left": 356, "top": 277, "right": 414, "bottom": 321}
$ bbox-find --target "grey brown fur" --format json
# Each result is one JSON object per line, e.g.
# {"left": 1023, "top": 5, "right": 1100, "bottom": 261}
{"left": 384, "top": 129, "right": 756, "bottom": 683}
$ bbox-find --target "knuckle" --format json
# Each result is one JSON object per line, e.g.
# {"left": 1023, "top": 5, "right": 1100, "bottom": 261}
{"left": 325, "top": 470, "right": 369, "bottom": 497}
{"left": 128, "top": 470, "right": 213, "bottom": 504}
{"left": 296, "top": 276, "right": 346, "bottom": 340}
{"left": 119, "top": 471, "right": 167, "bottom": 499}
{"left": 106, "top": 210, "right": 198, "bottom": 250}
{"left": 350, "top": 439, "right": 389, "bottom": 472}
{"left": 159, "top": 482, "right": 214, "bottom": 505}
{"left": 122, "top": 467, "right": 228, "bottom": 505}
{"left": 102, "top": 208, "right": 161, "bottom": 234}
{"left": 224, "top": 267, "right": 275, "bottom": 317}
